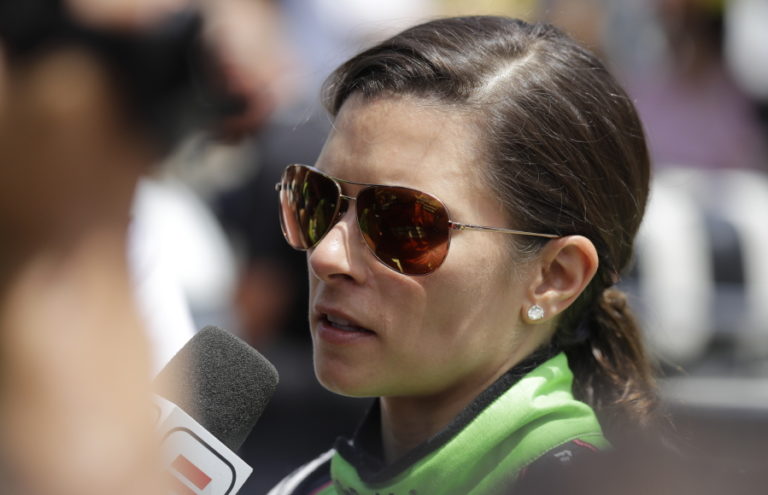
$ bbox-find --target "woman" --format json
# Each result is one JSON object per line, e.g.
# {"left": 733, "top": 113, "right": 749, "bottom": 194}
{"left": 271, "top": 16, "right": 657, "bottom": 495}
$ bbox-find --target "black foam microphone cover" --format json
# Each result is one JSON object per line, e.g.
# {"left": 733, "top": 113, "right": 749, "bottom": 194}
{"left": 155, "top": 326, "right": 279, "bottom": 452}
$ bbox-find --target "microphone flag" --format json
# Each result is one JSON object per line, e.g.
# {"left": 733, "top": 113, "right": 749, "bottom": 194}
{"left": 155, "top": 396, "right": 253, "bottom": 495}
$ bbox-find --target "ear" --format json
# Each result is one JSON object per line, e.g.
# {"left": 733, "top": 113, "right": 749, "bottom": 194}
{"left": 521, "top": 235, "right": 598, "bottom": 324}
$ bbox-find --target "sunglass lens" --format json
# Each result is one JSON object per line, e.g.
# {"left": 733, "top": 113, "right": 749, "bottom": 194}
{"left": 357, "top": 187, "right": 450, "bottom": 275}
{"left": 279, "top": 165, "right": 340, "bottom": 250}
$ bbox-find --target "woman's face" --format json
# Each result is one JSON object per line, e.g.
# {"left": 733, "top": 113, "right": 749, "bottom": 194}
{"left": 308, "top": 94, "right": 539, "bottom": 400}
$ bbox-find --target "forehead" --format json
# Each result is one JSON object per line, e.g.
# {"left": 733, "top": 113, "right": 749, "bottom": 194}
{"left": 315, "top": 94, "right": 486, "bottom": 192}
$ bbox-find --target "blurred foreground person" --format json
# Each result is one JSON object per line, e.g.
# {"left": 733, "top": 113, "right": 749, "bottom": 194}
{"left": 0, "top": 0, "right": 275, "bottom": 493}
{"left": 270, "top": 16, "right": 659, "bottom": 495}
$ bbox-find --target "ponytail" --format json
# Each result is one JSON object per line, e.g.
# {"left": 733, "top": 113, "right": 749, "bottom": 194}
{"left": 559, "top": 286, "right": 661, "bottom": 440}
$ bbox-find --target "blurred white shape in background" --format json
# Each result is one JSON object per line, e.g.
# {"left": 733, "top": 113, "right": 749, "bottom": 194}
{"left": 130, "top": 177, "right": 238, "bottom": 373}
{"left": 129, "top": 196, "right": 195, "bottom": 374}
{"left": 314, "top": 0, "right": 436, "bottom": 41}
{"left": 710, "top": 171, "right": 768, "bottom": 359}
{"left": 725, "top": 0, "right": 768, "bottom": 101}
{"left": 638, "top": 167, "right": 768, "bottom": 410}
{"left": 636, "top": 169, "right": 714, "bottom": 363}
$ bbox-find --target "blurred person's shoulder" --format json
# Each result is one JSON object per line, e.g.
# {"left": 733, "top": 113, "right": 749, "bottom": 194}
{"left": 515, "top": 429, "right": 762, "bottom": 495}
{"left": 514, "top": 438, "right": 606, "bottom": 494}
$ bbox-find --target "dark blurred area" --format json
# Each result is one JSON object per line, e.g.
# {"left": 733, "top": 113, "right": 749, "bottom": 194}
{"left": 0, "top": 0, "right": 250, "bottom": 154}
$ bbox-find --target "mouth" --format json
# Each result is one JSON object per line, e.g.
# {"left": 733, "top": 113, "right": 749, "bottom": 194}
{"left": 321, "top": 313, "right": 375, "bottom": 334}
{"left": 314, "top": 307, "right": 377, "bottom": 344}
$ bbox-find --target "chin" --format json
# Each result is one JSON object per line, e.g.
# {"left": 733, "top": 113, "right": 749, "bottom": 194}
{"left": 313, "top": 356, "right": 380, "bottom": 398}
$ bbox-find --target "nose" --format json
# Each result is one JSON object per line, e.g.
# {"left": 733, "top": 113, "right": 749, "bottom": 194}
{"left": 307, "top": 207, "right": 367, "bottom": 284}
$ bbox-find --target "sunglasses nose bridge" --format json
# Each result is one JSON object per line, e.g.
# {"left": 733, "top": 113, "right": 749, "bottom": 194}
{"left": 318, "top": 192, "right": 359, "bottom": 249}
{"left": 329, "top": 191, "right": 378, "bottom": 260}
{"left": 307, "top": 191, "right": 373, "bottom": 284}
{"left": 333, "top": 193, "right": 355, "bottom": 226}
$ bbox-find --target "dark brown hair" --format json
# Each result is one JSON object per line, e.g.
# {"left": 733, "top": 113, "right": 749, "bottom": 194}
{"left": 322, "top": 16, "right": 657, "bottom": 436}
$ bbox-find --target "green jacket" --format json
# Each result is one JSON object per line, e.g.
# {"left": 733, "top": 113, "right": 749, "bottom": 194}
{"left": 269, "top": 352, "right": 608, "bottom": 495}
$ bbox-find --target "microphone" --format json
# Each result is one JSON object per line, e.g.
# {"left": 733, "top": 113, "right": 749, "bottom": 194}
{"left": 154, "top": 326, "right": 279, "bottom": 494}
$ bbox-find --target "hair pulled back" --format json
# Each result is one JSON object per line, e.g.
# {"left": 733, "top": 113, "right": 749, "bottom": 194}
{"left": 322, "top": 16, "right": 657, "bottom": 435}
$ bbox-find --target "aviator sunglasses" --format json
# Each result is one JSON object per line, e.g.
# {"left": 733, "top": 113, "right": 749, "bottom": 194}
{"left": 276, "top": 164, "right": 559, "bottom": 276}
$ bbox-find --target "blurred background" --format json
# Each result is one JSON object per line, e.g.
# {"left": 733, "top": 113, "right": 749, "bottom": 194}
{"left": 3, "top": 0, "right": 767, "bottom": 492}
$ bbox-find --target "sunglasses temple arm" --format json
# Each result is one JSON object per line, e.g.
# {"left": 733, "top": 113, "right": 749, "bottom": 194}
{"left": 449, "top": 221, "right": 559, "bottom": 239}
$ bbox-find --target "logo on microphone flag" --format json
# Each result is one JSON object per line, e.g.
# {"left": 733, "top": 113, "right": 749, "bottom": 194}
{"left": 164, "top": 428, "right": 237, "bottom": 495}
{"left": 155, "top": 397, "right": 253, "bottom": 495}
{"left": 169, "top": 454, "right": 213, "bottom": 495}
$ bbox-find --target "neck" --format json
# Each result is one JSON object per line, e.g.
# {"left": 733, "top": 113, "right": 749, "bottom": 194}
{"left": 378, "top": 338, "right": 555, "bottom": 463}
{"left": 379, "top": 396, "right": 455, "bottom": 463}
{"left": 378, "top": 366, "right": 510, "bottom": 463}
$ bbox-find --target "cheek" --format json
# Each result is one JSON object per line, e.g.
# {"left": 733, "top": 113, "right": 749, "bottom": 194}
{"left": 438, "top": 238, "right": 514, "bottom": 298}
{"left": 392, "top": 272, "right": 483, "bottom": 349}
{"left": 378, "top": 280, "right": 517, "bottom": 396}
{"left": 418, "top": 240, "right": 522, "bottom": 342}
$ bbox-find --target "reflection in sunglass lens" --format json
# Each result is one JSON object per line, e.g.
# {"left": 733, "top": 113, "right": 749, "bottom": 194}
{"left": 279, "top": 166, "right": 340, "bottom": 249}
{"left": 357, "top": 187, "right": 450, "bottom": 275}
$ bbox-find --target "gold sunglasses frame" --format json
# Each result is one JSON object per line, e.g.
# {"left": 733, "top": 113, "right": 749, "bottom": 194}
{"left": 276, "top": 164, "right": 559, "bottom": 274}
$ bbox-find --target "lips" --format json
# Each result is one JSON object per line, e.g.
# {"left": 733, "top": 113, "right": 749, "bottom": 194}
{"left": 324, "top": 313, "right": 372, "bottom": 333}
{"left": 314, "top": 307, "right": 376, "bottom": 344}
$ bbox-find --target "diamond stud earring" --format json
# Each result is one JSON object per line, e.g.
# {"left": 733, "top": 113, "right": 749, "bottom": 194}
{"left": 527, "top": 304, "right": 545, "bottom": 321}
